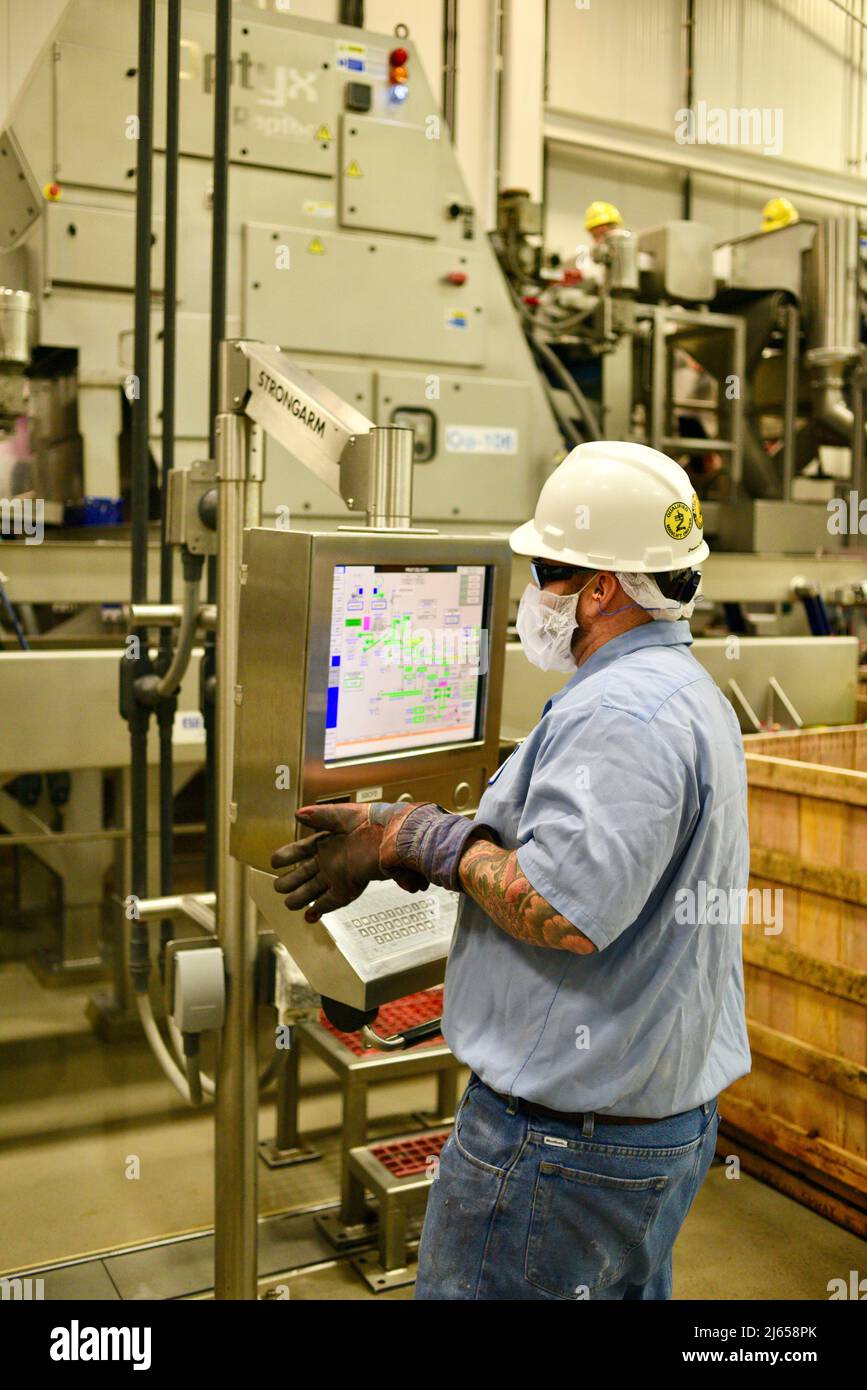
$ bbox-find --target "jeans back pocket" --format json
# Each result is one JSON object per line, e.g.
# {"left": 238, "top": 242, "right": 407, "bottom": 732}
{"left": 525, "top": 1161, "right": 668, "bottom": 1298}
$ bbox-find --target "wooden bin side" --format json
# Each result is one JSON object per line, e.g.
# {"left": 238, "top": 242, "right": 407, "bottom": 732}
{"left": 721, "top": 728, "right": 867, "bottom": 1231}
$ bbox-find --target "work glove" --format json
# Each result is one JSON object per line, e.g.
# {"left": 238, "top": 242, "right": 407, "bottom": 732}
{"left": 270, "top": 803, "right": 428, "bottom": 923}
{"left": 271, "top": 801, "right": 498, "bottom": 923}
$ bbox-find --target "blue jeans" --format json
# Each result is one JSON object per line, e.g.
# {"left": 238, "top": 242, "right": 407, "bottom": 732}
{"left": 414, "top": 1075, "right": 719, "bottom": 1300}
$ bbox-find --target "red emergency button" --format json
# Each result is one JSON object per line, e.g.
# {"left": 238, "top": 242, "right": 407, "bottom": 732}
{"left": 445, "top": 271, "right": 468, "bottom": 286}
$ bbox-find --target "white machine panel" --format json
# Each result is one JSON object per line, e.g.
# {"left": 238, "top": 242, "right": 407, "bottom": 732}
{"left": 55, "top": 42, "right": 139, "bottom": 191}
{"left": 376, "top": 369, "right": 535, "bottom": 523}
{"left": 45, "top": 203, "right": 164, "bottom": 292}
{"left": 154, "top": 7, "right": 338, "bottom": 177}
{"left": 242, "top": 222, "right": 487, "bottom": 367}
{"left": 339, "top": 116, "right": 441, "bottom": 239}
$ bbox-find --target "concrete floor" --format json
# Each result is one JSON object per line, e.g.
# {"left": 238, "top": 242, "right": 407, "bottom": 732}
{"left": 0, "top": 960, "right": 864, "bottom": 1299}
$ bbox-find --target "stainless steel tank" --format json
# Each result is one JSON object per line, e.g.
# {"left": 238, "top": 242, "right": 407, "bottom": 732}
{"left": 0, "top": 286, "right": 35, "bottom": 366}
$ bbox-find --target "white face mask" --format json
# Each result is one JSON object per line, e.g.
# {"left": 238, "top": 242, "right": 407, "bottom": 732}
{"left": 515, "top": 576, "right": 596, "bottom": 672}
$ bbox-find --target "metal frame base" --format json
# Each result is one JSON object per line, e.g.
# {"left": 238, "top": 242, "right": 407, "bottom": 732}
{"left": 29, "top": 948, "right": 108, "bottom": 989}
{"left": 412, "top": 1108, "right": 456, "bottom": 1129}
{"left": 351, "top": 1245, "right": 421, "bottom": 1293}
{"left": 314, "top": 1208, "right": 379, "bottom": 1250}
{"left": 257, "top": 1138, "right": 322, "bottom": 1170}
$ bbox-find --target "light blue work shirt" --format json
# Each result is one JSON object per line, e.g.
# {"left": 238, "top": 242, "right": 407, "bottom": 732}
{"left": 442, "top": 620, "right": 752, "bottom": 1117}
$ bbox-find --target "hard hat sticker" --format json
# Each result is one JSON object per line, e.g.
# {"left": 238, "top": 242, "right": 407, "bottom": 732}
{"left": 664, "top": 501, "right": 693, "bottom": 540}
{"left": 692, "top": 492, "right": 704, "bottom": 530}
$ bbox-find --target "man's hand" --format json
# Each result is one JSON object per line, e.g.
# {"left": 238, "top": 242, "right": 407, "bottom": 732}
{"left": 271, "top": 803, "right": 428, "bottom": 923}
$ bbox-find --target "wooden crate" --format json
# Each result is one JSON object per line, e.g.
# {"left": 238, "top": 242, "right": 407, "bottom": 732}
{"left": 720, "top": 725, "right": 867, "bottom": 1235}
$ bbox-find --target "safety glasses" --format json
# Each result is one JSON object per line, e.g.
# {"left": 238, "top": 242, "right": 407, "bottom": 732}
{"left": 530, "top": 557, "right": 583, "bottom": 589}
{"left": 656, "top": 568, "right": 702, "bottom": 603}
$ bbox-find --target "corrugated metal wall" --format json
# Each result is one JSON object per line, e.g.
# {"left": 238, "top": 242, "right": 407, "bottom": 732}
{"left": 0, "top": 0, "right": 67, "bottom": 126}
{"left": 545, "top": 0, "right": 866, "bottom": 256}
{"left": 547, "top": 0, "right": 683, "bottom": 135}
{"left": 694, "top": 0, "right": 855, "bottom": 172}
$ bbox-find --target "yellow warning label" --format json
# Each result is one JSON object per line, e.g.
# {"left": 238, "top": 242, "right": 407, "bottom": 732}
{"left": 316, "top": 124, "right": 333, "bottom": 142}
{"left": 664, "top": 501, "right": 693, "bottom": 541}
{"left": 307, "top": 237, "right": 326, "bottom": 255}
{"left": 345, "top": 160, "right": 363, "bottom": 178}
{"left": 692, "top": 492, "right": 704, "bottom": 530}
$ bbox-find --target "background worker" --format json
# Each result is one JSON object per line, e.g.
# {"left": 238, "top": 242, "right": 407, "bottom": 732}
{"left": 761, "top": 196, "right": 799, "bottom": 232}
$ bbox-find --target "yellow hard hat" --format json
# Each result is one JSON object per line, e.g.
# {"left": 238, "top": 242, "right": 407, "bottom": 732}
{"left": 761, "top": 197, "right": 799, "bottom": 233}
{"left": 585, "top": 200, "right": 623, "bottom": 233}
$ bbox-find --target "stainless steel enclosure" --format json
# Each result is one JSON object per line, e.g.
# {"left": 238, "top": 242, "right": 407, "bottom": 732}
{"left": 231, "top": 528, "right": 512, "bottom": 873}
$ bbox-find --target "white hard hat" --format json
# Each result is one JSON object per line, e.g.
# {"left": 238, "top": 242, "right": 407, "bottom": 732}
{"left": 510, "top": 440, "right": 709, "bottom": 572}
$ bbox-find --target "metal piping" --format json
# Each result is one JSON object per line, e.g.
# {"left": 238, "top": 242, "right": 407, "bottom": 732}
{"left": 339, "top": 0, "right": 365, "bottom": 25}
{"left": 681, "top": 0, "right": 695, "bottom": 220}
{"left": 204, "top": 0, "right": 232, "bottom": 895}
{"left": 442, "top": 0, "right": 459, "bottom": 139}
{"left": 805, "top": 216, "right": 862, "bottom": 447}
{"left": 157, "top": 0, "right": 182, "bottom": 973}
{"left": 129, "top": 0, "right": 156, "bottom": 938}
{"left": 363, "top": 429, "right": 414, "bottom": 527}
{"left": 213, "top": 383, "right": 258, "bottom": 1301}
{"left": 160, "top": 0, "right": 181, "bottom": 609}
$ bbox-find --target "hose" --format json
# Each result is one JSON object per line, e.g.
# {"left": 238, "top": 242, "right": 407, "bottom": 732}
{"left": 0, "top": 579, "right": 30, "bottom": 650}
{"left": 155, "top": 569, "right": 201, "bottom": 697}
{"left": 531, "top": 333, "right": 602, "bottom": 440}
{"left": 136, "top": 992, "right": 196, "bottom": 1103}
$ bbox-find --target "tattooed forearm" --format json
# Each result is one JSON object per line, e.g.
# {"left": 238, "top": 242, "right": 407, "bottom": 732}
{"left": 458, "top": 838, "right": 596, "bottom": 955}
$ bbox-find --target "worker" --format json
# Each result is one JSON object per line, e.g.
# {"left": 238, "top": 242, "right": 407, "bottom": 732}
{"left": 584, "top": 199, "right": 623, "bottom": 245}
{"left": 271, "top": 441, "right": 752, "bottom": 1301}
{"left": 575, "top": 200, "right": 626, "bottom": 287}
{"left": 761, "top": 196, "right": 799, "bottom": 233}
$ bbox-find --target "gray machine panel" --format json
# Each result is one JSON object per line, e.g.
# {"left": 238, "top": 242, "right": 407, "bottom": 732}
{"left": 376, "top": 369, "right": 535, "bottom": 523}
{"left": 231, "top": 528, "right": 511, "bottom": 873}
{"left": 242, "top": 221, "right": 487, "bottom": 367}
{"left": 339, "top": 115, "right": 441, "bottom": 239}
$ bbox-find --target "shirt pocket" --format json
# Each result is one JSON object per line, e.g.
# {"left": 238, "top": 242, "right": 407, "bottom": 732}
{"left": 524, "top": 1161, "right": 668, "bottom": 1298}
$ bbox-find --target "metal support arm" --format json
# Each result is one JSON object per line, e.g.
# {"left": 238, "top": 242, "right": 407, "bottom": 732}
{"left": 225, "top": 341, "right": 414, "bottom": 526}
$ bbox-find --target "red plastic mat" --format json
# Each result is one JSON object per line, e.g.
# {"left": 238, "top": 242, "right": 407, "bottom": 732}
{"left": 319, "top": 989, "right": 444, "bottom": 1057}
{"left": 369, "top": 1129, "right": 450, "bottom": 1179}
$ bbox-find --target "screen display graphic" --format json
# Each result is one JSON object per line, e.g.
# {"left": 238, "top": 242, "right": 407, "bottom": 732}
{"left": 324, "top": 563, "right": 488, "bottom": 762}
